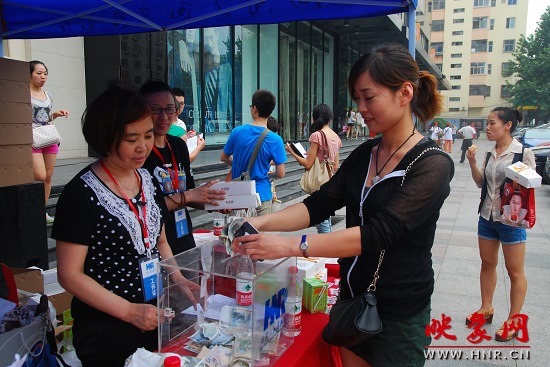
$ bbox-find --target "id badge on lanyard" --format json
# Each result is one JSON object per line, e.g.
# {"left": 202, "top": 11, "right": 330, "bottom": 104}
{"left": 139, "top": 253, "right": 162, "bottom": 302}
{"left": 175, "top": 209, "right": 189, "bottom": 238}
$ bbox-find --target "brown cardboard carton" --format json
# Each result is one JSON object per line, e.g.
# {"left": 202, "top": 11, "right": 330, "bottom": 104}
{"left": 0, "top": 58, "right": 29, "bottom": 82}
{"left": 0, "top": 101, "right": 33, "bottom": 125}
{"left": 0, "top": 164, "right": 34, "bottom": 188}
{"left": 11, "top": 267, "right": 73, "bottom": 316}
{"left": 12, "top": 267, "right": 44, "bottom": 293}
{"left": 0, "top": 58, "right": 33, "bottom": 188}
{"left": 0, "top": 145, "right": 32, "bottom": 165}
{"left": 0, "top": 124, "right": 33, "bottom": 145}
{"left": 0, "top": 80, "right": 29, "bottom": 103}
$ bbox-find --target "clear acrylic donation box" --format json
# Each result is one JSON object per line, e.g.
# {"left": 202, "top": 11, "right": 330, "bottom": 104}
{"left": 158, "top": 241, "right": 296, "bottom": 366}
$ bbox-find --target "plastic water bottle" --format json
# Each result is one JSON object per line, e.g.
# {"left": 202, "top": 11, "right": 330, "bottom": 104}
{"left": 236, "top": 254, "right": 254, "bottom": 306}
{"left": 163, "top": 355, "right": 181, "bottom": 367}
{"left": 283, "top": 266, "right": 302, "bottom": 336}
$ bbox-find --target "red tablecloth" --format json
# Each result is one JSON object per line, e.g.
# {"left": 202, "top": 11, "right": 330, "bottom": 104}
{"left": 273, "top": 311, "right": 342, "bottom": 367}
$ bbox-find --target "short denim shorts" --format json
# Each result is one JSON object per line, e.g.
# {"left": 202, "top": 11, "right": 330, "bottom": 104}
{"left": 478, "top": 216, "right": 526, "bottom": 245}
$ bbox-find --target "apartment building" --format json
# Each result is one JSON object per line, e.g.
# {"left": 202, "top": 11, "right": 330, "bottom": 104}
{"left": 428, "top": 0, "right": 529, "bottom": 124}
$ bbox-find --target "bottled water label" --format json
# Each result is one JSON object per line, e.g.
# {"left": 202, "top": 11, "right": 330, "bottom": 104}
{"left": 236, "top": 279, "right": 253, "bottom": 306}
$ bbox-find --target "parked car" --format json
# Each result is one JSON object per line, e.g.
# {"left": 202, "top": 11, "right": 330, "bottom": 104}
{"left": 530, "top": 145, "right": 550, "bottom": 184}
{"left": 516, "top": 128, "right": 550, "bottom": 148}
{"left": 545, "top": 151, "right": 550, "bottom": 184}
{"left": 515, "top": 128, "right": 550, "bottom": 184}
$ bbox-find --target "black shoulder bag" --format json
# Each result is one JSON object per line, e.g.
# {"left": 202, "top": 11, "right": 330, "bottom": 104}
{"left": 322, "top": 251, "right": 384, "bottom": 347}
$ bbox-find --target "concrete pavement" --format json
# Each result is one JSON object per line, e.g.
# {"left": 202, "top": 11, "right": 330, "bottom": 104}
{"left": 51, "top": 136, "right": 550, "bottom": 366}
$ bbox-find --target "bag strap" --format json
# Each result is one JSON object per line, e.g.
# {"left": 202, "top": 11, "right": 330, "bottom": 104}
{"left": 319, "top": 130, "right": 333, "bottom": 178}
{"left": 367, "top": 250, "right": 385, "bottom": 292}
{"left": 367, "top": 145, "right": 445, "bottom": 292}
{"left": 246, "top": 129, "right": 269, "bottom": 174}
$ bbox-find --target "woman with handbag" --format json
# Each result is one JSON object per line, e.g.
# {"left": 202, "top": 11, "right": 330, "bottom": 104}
{"left": 30, "top": 60, "right": 70, "bottom": 223}
{"left": 286, "top": 104, "right": 342, "bottom": 233}
{"left": 464, "top": 107, "right": 535, "bottom": 342}
{"left": 52, "top": 87, "right": 199, "bottom": 367}
{"left": 231, "top": 43, "right": 454, "bottom": 366}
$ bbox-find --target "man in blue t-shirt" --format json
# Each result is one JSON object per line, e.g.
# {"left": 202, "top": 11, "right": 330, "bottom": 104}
{"left": 221, "top": 90, "right": 286, "bottom": 215}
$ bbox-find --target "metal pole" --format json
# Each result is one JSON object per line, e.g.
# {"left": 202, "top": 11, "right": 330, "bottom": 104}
{"left": 408, "top": 2, "right": 416, "bottom": 58}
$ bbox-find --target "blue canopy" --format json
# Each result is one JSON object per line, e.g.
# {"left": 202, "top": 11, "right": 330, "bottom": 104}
{"left": 1, "top": 0, "right": 417, "bottom": 39}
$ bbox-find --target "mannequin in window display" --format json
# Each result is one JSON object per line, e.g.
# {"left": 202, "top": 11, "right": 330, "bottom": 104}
{"left": 170, "top": 29, "right": 199, "bottom": 132}
{"left": 204, "top": 28, "right": 233, "bottom": 133}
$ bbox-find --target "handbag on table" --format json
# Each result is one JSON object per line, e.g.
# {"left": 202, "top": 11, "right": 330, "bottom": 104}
{"left": 322, "top": 251, "right": 384, "bottom": 347}
{"left": 32, "top": 124, "right": 61, "bottom": 149}
{"left": 299, "top": 131, "right": 335, "bottom": 194}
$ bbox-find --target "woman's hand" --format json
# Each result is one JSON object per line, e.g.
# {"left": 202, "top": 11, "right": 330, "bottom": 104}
{"left": 285, "top": 142, "right": 293, "bottom": 154}
{"left": 231, "top": 233, "right": 298, "bottom": 261}
{"left": 53, "top": 109, "right": 70, "bottom": 119}
{"left": 197, "top": 136, "right": 206, "bottom": 151}
{"left": 466, "top": 144, "right": 477, "bottom": 162}
{"left": 175, "top": 278, "right": 201, "bottom": 306}
{"left": 127, "top": 303, "right": 161, "bottom": 331}
{"left": 187, "top": 180, "right": 226, "bottom": 205}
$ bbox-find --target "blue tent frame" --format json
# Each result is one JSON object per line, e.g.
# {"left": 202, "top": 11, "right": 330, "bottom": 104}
{"left": 1, "top": 0, "right": 418, "bottom": 56}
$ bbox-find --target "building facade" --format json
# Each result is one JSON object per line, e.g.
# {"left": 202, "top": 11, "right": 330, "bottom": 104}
{"left": 428, "top": 0, "right": 529, "bottom": 124}
{"left": 5, "top": 12, "right": 447, "bottom": 158}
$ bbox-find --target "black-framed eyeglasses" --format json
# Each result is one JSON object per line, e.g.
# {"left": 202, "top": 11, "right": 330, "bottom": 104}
{"left": 151, "top": 106, "right": 177, "bottom": 115}
{"left": 249, "top": 105, "right": 254, "bottom": 108}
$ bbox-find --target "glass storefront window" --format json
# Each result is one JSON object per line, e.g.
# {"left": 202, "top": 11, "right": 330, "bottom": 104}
{"left": 297, "top": 22, "right": 311, "bottom": 140}
{"left": 279, "top": 23, "right": 297, "bottom": 141}
{"left": 259, "top": 24, "right": 279, "bottom": 119}
{"left": 323, "top": 33, "right": 334, "bottom": 122}
{"left": 311, "top": 27, "right": 324, "bottom": 109}
{"left": 235, "top": 25, "right": 258, "bottom": 127}
{"left": 168, "top": 29, "right": 201, "bottom": 133}
{"left": 203, "top": 26, "right": 232, "bottom": 144}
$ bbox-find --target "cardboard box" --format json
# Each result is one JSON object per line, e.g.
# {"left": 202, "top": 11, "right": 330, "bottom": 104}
{"left": 302, "top": 278, "right": 327, "bottom": 314}
{"left": 505, "top": 161, "right": 542, "bottom": 188}
{"left": 204, "top": 193, "right": 261, "bottom": 210}
{"left": 13, "top": 267, "right": 43, "bottom": 293}
{"left": 0, "top": 58, "right": 29, "bottom": 82}
{"left": 0, "top": 101, "right": 33, "bottom": 125}
{"left": 0, "top": 164, "right": 34, "bottom": 188}
{"left": 0, "top": 80, "right": 30, "bottom": 103}
{"left": 209, "top": 180, "right": 257, "bottom": 196}
{"left": 314, "top": 268, "right": 328, "bottom": 282}
{"left": 0, "top": 58, "right": 33, "bottom": 188}
{"left": 297, "top": 257, "right": 325, "bottom": 285}
{"left": 11, "top": 267, "right": 73, "bottom": 317}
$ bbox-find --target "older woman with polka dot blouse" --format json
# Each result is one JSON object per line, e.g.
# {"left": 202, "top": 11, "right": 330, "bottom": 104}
{"left": 52, "top": 87, "right": 199, "bottom": 367}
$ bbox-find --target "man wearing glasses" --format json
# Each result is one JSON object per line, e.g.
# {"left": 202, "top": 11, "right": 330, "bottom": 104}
{"left": 221, "top": 89, "right": 286, "bottom": 216}
{"left": 140, "top": 81, "right": 225, "bottom": 254}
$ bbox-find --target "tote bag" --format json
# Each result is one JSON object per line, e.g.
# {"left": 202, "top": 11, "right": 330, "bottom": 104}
{"left": 299, "top": 131, "right": 334, "bottom": 194}
{"left": 499, "top": 182, "right": 536, "bottom": 229}
{"left": 300, "top": 157, "right": 330, "bottom": 194}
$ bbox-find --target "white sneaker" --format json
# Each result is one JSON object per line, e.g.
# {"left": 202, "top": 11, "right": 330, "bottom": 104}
{"left": 46, "top": 213, "right": 55, "bottom": 224}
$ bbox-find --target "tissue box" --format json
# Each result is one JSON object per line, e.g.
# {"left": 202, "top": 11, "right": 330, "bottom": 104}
{"left": 302, "top": 278, "right": 327, "bottom": 314}
{"left": 204, "top": 193, "right": 261, "bottom": 210}
{"left": 209, "top": 180, "right": 256, "bottom": 196}
{"left": 297, "top": 257, "right": 325, "bottom": 285}
{"left": 504, "top": 161, "right": 542, "bottom": 188}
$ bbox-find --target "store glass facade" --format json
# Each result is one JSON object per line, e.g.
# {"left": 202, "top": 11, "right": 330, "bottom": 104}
{"left": 166, "top": 21, "right": 336, "bottom": 145}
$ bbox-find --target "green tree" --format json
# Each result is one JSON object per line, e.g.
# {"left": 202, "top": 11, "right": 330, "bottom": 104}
{"left": 503, "top": 6, "right": 550, "bottom": 120}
